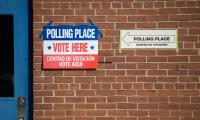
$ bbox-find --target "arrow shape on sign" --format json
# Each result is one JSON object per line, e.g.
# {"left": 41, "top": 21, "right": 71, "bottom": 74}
{"left": 122, "top": 32, "right": 133, "bottom": 46}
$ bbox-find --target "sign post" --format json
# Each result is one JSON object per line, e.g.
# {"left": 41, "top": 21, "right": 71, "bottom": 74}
{"left": 43, "top": 25, "right": 99, "bottom": 69}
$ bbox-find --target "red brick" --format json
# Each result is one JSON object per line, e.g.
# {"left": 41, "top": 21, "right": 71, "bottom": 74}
{"left": 96, "top": 10, "right": 116, "bottom": 15}
{"left": 45, "top": 111, "right": 65, "bottom": 117}
{"left": 155, "top": 2, "right": 164, "bottom": 8}
{"left": 180, "top": 104, "right": 200, "bottom": 110}
{"left": 96, "top": 117, "right": 115, "bottom": 120}
{"left": 138, "top": 104, "right": 158, "bottom": 109}
{"left": 170, "top": 97, "right": 190, "bottom": 103}
{"left": 171, "top": 110, "right": 192, "bottom": 117}
{"left": 126, "top": 57, "right": 146, "bottom": 62}
{"left": 128, "top": 97, "right": 148, "bottom": 103}
{"left": 54, "top": 104, "right": 73, "bottom": 110}
{"left": 44, "top": 97, "right": 64, "bottom": 103}
{"left": 159, "top": 63, "right": 179, "bottom": 69}
{"left": 180, "top": 8, "right": 200, "bottom": 14}
{"left": 76, "top": 90, "right": 95, "bottom": 96}
{"left": 65, "top": 16, "right": 85, "bottom": 23}
{"left": 181, "top": 118, "right": 200, "bottom": 120}
{"left": 133, "top": 2, "right": 143, "bottom": 8}
{"left": 189, "top": 70, "right": 200, "bottom": 75}
{"left": 136, "top": 50, "right": 156, "bottom": 56}
{"left": 149, "top": 110, "right": 170, "bottom": 116}
{"left": 159, "top": 8, "right": 179, "bottom": 14}
{"left": 66, "top": 97, "right": 85, "bottom": 103}
{"left": 127, "top": 70, "right": 146, "bottom": 76}
{"left": 180, "top": 63, "right": 200, "bottom": 69}
{"left": 179, "top": 90, "right": 199, "bottom": 96}
{"left": 106, "top": 70, "right": 126, "bottom": 76}
{"left": 122, "top": 83, "right": 132, "bottom": 89}
{"left": 138, "top": 9, "right": 158, "bottom": 15}
{"left": 96, "top": 103, "right": 116, "bottom": 109}
{"left": 87, "top": 97, "right": 106, "bottom": 103}
{"left": 117, "top": 90, "right": 136, "bottom": 96}
{"left": 117, "top": 63, "right": 136, "bottom": 69}
{"left": 149, "top": 97, "right": 168, "bottom": 103}
{"left": 102, "top": 3, "right": 111, "bottom": 9}
{"left": 34, "top": 91, "right": 53, "bottom": 96}
{"left": 186, "top": 1, "right": 198, "bottom": 7}
{"left": 148, "top": 70, "right": 167, "bottom": 75}
{"left": 108, "top": 110, "right": 127, "bottom": 116}
{"left": 180, "top": 22, "right": 200, "bottom": 28}
{"left": 43, "top": 71, "right": 63, "bottom": 76}
{"left": 168, "top": 56, "right": 189, "bottom": 62}
{"left": 191, "top": 97, "right": 200, "bottom": 103}
{"left": 80, "top": 3, "right": 91, "bottom": 9}
{"left": 122, "top": 2, "right": 132, "bottom": 8}
{"left": 96, "top": 77, "right": 115, "bottom": 83}
{"left": 107, "top": 16, "right": 127, "bottom": 22}
{"left": 111, "top": 3, "right": 121, "bottom": 8}
{"left": 116, "top": 77, "right": 136, "bottom": 82}
{"left": 96, "top": 90, "right": 116, "bottom": 96}
{"left": 136, "top": 23, "right": 156, "bottom": 28}
{"left": 137, "top": 63, "right": 158, "bottom": 69}
{"left": 75, "top": 77, "right": 95, "bottom": 83}
{"left": 116, "top": 23, "right": 135, "bottom": 29}
{"left": 176, "top": 1, "right": 186, "bottom": 7}
{"left": 54, "top": 77, "right": 73, "bottom": 83}
{"left": 104, "top": 30, "right": 119, "bottom": 36}
{"left": 116, "top": 117, "right": 137, "bottom": 120}
{"left": 107, "top": 96, "right": 127, "bottom": 102}
{"left": 169, "top": 15, "right": 190, "bottom": 21}
{"left": 193, "top": 111, "right": 200, "bottom": 117}
{"left": 179, "top": 49, "right": 198, "bottom": 55}
{"left": 87, "top": 110, "right": 106, "bottom": 116}
{"left": 158, "top": 22, "right": 178, "bottom": 28}
{"left": 133, "top": 83, "right": 143, "bottom": 89}
{"left": 128, "top": 110, "right": 148, "bottom": 116}
{"left": 43, "top": 84, "right": 58, "bottom": 90}
{"left": 66, "top": 110, "right": 85, "bottom": 116}
{"left": 105, "top": 56, "right": 125, "bottom": 62}
{"left": 148, "top": 15, "right": 168, "bottom": 21}
{"left": 128, "top": 16, "right": 147, "bottom": 22}
{"left": 99, "top": 50, "right": 114, "bottom": 56}
{"left": 54, "top": 9, "right": 74, "bottom": 15}
{"left": 34, "top": 9, "right": 53, "bottom": 15}
{"left": 158, "top": 90, "right": 178, "bottom": 96}
{"left": 117, "top": 103, "right": 137, "bottom": 109}
{"left": 165, "top": 1, "right": 175, "bottom": 7}
{"left": 117, "top": 9, "right": 137, "bottom": 15}
{"left": 74, "top": 0, "right": 92, "bottom": 2}
{"left": 75, "top": 10, "right": 95, "bottom": 15}
{"left": 168, "top": 70, "right": 188, "bottom": 75}
{"left": 34, "top": 104, "right": 52, "bottom": 110}
{"left": 159, "top": 103, "right": 179, "bottom": 110}
{"left": 144, "top": 2, "right": 154, "bottom": 8}
{"left": 43, "top": 3, "right": 59, "bottom": 8}
{"left": 137, "top": 90, "right": 157, "bottom": 96}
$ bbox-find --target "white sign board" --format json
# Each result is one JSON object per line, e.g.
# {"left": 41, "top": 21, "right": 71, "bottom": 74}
{"left": 120, "top": 30, "right": 177, "bottom": 49}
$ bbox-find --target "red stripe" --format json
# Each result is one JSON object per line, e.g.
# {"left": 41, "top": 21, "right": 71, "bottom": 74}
{"left": 43, "top": 54, "right": 98, "bottom": 69}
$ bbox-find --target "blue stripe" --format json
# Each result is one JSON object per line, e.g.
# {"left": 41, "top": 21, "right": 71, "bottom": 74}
{"left": 43, "top": 25, "right": 99, "bottom": 40}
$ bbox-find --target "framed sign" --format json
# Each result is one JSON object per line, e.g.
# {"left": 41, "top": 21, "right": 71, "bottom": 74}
{"left": 42, "top": 25, "right": 99, "bottom": 69}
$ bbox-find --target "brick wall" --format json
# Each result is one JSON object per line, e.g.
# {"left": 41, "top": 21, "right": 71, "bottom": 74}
{"left": 33, "top": 0, "right": 200, "bottom": 120}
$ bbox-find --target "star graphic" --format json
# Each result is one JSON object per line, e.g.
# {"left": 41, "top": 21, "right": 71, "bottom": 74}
{"left": 47, "top": 45, "right": 52, "bottom": 50}
{"left": 90, "top": 45, "right": 95, "bottom": 50}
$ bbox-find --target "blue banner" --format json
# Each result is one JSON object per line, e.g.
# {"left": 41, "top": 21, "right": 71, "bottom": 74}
{"left": 43, "top": 25, "right": 99, "bottom": 40}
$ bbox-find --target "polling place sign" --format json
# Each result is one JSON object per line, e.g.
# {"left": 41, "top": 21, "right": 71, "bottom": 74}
{"left": 120, "top": 30, "right": 178, "bottom": 50}
{"left": 43, "top": 25, "right": 99, "bottom": 69}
